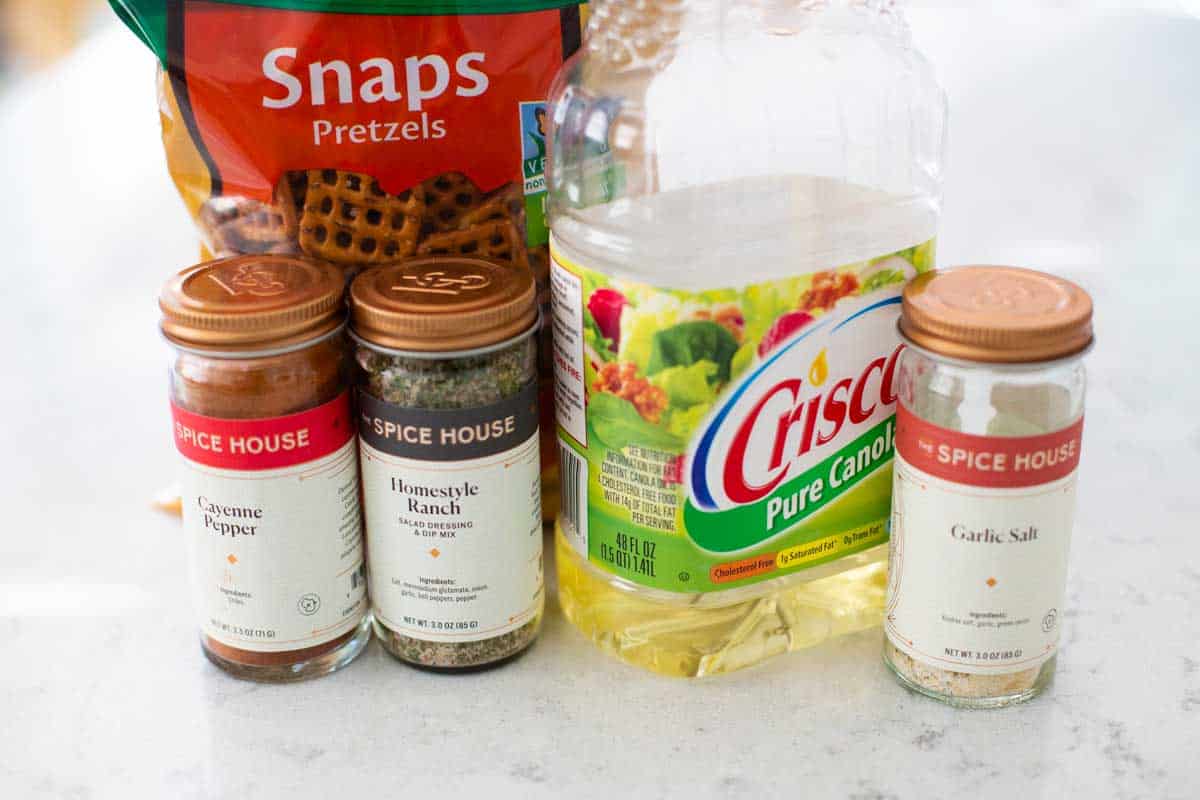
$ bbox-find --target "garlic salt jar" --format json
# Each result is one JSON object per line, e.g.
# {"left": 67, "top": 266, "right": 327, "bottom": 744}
{"left": 884, "top": 266, "right": 1093, "bottom": 707}
{"left": 161, "top": 255, "right": 370, "bottom": 682}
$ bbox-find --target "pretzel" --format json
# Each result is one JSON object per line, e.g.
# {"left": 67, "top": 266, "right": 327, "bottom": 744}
{"left": 199, "top": 197, "right": 293, "bottom": 255}
{"left": 459, "top": 182, "right": 526, "bottom": 235}
{"left": 298, "top": 169, "right": 425, "bottom": 265}
{"left": 416, "top": 220, "right": 529, "bottom": 270}
{"left": 419, "top": 171, "right": 484, "bottom": 236}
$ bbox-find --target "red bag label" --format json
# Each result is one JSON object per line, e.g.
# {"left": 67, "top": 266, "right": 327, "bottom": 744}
{"left": 170, "top": 391, "right": 354, "bottom": 471}
{"left": 895, "top": 403, "right": 1084, "bottom": 489}
{"left": 179, "top": 2, "right": 568, "bottom": 199}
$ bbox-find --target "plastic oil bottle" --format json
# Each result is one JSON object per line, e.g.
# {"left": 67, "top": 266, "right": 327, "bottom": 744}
{"left": 545, "top": 0, "right": 947, "bottom": 677}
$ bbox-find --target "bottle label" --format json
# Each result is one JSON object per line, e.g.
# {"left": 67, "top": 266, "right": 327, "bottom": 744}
{"left": 550, "top": 236, "right": 936, "bottom": 594}
{"left": 885, "top": 404, "right": 1084, "bottom": 675}
{"left": 358, "top": 383, "right": 544, "bottom": 643}
{"left": 170, "top": 391, "right": 367, "bottom": 653}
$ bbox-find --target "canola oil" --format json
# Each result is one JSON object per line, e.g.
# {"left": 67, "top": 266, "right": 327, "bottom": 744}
{"left": 546, "top": 178, "right": 939, "bottom": 677}
{"left": 545, "top": 1, "right": 946, "bottom": 676}
{"left": 556, "top": 524, "right": 889, "bottom": 677}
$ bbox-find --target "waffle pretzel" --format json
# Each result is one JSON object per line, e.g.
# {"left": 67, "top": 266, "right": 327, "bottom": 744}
{"left": 459, "top": 182, "right": 526, "bottom": 234}
{"left": 420, "top": 171, "right": 484, "bottom": 236}
{"left": 417, "top": 220, "right": 529, "bottom": 270}
{"left": 298, "top": 169, "right": 425, "bottom": 265}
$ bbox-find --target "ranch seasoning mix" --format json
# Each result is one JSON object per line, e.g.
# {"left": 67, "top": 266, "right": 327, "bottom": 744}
{"left": 884, "top": 266, "right": 1093, "bottom": 707}
{"left": 350, "top": 257, "right": 543, "bottom": 670}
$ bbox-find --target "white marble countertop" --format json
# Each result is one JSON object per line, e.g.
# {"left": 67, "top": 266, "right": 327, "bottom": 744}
{"left": 1, "top": 7, "right": 1196, "bottom": 799}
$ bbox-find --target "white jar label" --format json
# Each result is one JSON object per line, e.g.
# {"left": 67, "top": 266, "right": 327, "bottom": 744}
{"left": 171, "top": 392, "right": 368, "bottom": 653}
{"left": 885, "top": 403, "right": 1084, "bottom": 675}
{"left": 358, "top": 384, "right": 544, "bottom": 643}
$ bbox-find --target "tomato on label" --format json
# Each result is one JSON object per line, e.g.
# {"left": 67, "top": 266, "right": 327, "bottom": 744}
{"left": 758, "top": 311, "right": 815, "bottom": 357}
{"left": 588, "top": 288, "right": 628, "bottom": 350}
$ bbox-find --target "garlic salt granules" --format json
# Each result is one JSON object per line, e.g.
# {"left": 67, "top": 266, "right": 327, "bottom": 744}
{"left": 884, "top": 266, "right": 1093, "bottom": 708}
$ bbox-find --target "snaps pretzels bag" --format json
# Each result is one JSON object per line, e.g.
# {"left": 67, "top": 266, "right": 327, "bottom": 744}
{"left": 112, "top": 0, "right": 586, "bottom": 512}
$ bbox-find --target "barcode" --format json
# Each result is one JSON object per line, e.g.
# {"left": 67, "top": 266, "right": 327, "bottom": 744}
{"left": 558, "top": 440, "right": 587, "bottom": 552}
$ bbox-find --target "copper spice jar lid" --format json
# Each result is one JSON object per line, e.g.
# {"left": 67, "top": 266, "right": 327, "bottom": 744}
{"left": 160, "top": 255, "right": 346, "bottom": 351}
{"left": 900, "top": 266, "right": 1094, "bottom": 363}
{"left": 350, "top": 256, "right": 537, "bottom": 352}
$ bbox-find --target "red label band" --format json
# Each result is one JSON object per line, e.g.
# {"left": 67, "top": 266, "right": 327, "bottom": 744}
{"left": 182, "top": 3, "right": 566, "bottom": 199}
{"left": 171, "top": 391, "right": 354, "bottom": 471}
{"left": 895, "top": 403, "right": 1083, "bottom": 489}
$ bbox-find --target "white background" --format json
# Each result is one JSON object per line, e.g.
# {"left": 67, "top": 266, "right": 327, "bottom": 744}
{"left": 0, "top": 4, "right": 1196, "bottom": 799}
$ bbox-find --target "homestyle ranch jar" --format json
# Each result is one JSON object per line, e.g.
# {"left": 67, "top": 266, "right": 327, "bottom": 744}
{"left": 350, "top": 257, "right": 544, "bottom": 670}
{"left": 884, "top": 266, "right": 1093, "bottom": 707}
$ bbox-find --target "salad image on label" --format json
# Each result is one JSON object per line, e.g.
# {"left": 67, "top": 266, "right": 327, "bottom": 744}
{"left": 554, "top": 242, "right": 934, "bottom": 596}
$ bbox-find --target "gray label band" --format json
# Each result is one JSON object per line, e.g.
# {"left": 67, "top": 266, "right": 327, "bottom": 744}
{"left": 357, "top": 382, "right": 539, "bottom": 461}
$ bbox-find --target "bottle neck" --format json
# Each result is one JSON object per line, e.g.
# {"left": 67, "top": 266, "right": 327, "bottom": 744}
{"left": 584, "top": 0, "right": 909, "bottom": 69}
{"left": 754, "top": 1, "right": 909, "bottom": 39}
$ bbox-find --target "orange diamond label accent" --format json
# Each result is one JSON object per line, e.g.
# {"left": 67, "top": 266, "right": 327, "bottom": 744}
{"left": 986, "top": 577, "right": 997, "bottom": 587}
{"left": 430, "top": 548, "right": 441, "bottom": 558}
{"left": 227, "top": 554, "right": 238, "bottom": 565}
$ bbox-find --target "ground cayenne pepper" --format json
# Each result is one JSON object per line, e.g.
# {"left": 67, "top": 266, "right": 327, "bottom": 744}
{"left": 161, "top": 255, "right": 370, "bottom": 681}
{"left": 350, "top": 257, "right": 544, "bottom": 670}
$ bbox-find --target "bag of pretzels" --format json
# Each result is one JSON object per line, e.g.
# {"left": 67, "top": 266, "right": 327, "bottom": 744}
{"left": 111, "top": 0, "right": 588, "bottom": 516}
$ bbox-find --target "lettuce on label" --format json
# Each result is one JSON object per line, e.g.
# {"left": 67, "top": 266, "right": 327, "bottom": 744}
{"left": 903, "top": 240, "right": 936, "bottom": 272}
{"left": 646, "top": 321, "right": 739, "bottom": 382}
{"left": 618, "top": 295, "right": 683, "bottom": 369}
{"left": 664, "top": 402, "right": 712, "bottom": 440}
{"left": 860, "top": 268, "right": 907, "bottom": 294}
{"left": 730, "top": 341, "right": 756, "bottom": 382}
{"left": 588, "top": 393, "right": 685, "bottom": 453}
{"left": 651, "top": 361, "right": 719, "bottom": 408}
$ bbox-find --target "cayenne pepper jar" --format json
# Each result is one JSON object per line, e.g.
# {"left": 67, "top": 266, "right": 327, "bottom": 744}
{"left": 161, "top": 255, "right": 370, "bottom": 682}
{"left": 350, "top": 257, "right": 544, "bottom": 670}
{"left": 884, "top": 266, "right": 1093, "bottom": 707}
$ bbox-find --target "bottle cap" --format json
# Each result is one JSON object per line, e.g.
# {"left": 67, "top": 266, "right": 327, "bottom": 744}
{"left": 900, "top": 266, "right": 1094, "bottom": 363}
{"left": 160, "top": 255, "right": 345, "bottom": 351}
{"left": 350, "top": 257, "right": 537, "bottom": 352}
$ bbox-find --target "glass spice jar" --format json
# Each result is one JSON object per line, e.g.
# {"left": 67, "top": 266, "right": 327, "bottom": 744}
{"left": 883, "top": 266, "right": 1093, "bottom": 708}
{"left": 350, "top": 257, "right": 544, "bottom": 670}
{"left": 161, "top": 255, "right": 370, "bottom": 682}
